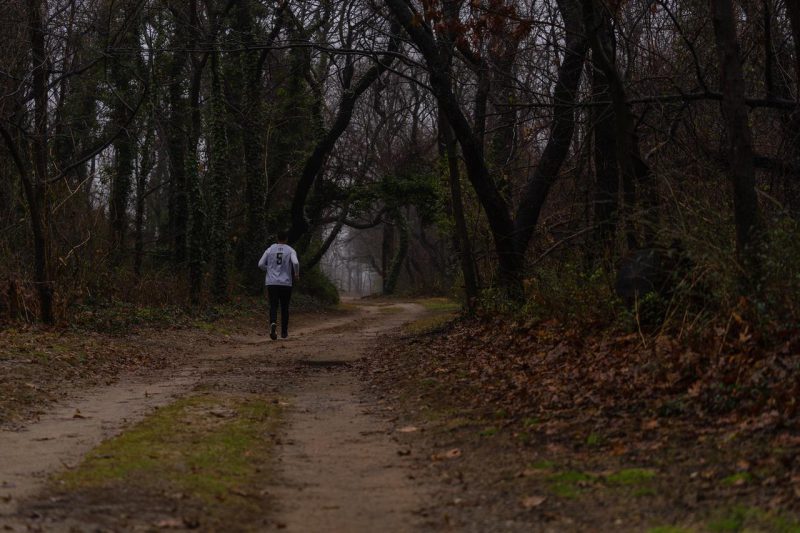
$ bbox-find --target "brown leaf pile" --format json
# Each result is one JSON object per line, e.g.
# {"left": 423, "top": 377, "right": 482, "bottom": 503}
{"left": 371, "top": 316, "right": 800, "bottom": 428}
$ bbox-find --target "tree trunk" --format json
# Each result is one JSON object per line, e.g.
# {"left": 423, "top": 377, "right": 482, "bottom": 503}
{"left": 134, "top": 121, "right": 154, "bottom": 277}
{"left": 383, "top": 209, "right": 409, "bottom": 295}
{"left": 592, "top": 60, "right": 619, "bottom": 259}
{"left": 440, "top": 112, "right": 480, "bottom": 309}
{"left": 435, "top": 3, "right": 480, "bottom": 310}
{"left": 785, "top": 0, "right": 800, "bottom": 92}
{"left": 304, "top": 213, "right": 347, "bottom": 271}
{"left": 780, "top": 0, "right": 800, "bottom": 215}
{"left": 187, "top": 55, "right": 206, "bottom": 303}
{"left": 110, "top": 110, "right": 134, "bottom": 259}
{"left": 581, "top": 0, "right": 657, "bottom": 249}
{"left": 166, "top": 53, "right": 189, "bottom": 265}
{"left": 710, "top": 0, "right": 763, "bottom": 283}
{"left": 209, "top": 52, "right": 230, "bottom": 302}
{"left": 27, "top": 0, "right": 54, "bottom": 323}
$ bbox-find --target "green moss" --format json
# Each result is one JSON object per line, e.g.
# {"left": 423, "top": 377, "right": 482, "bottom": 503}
{"left": 419, "top": 377, "right": 440, "bottom": 388}
{"left": 516, "top": 431, "right": 533, "bottom": 445}
{"left": 418, "top": 298, "right": 461, "bottom": 312}
{"left": 547, "top": 470, "right": 595, "bottom": 499}
{"left": 708, "top": 506, "right": 800, "bottom": 533}
{"left": 192, "top": 320, "right": 233, "bottom": 335}
{"left": 708, "top": 506, "right": 748, "bottom": 532}
{"left": 444, "top": 417, "right": 473, "bottom": 430}
{"left": 523, "top": 417, "right": 540, "bottom": 428}
{"left": 586, "top": 433, "right": 602, "bottom": 446}
{"left": 606, "top": 468, "right": 657, "bottom": 486}
{"left": 721, "top": 472, "right": 752, "bottom": 486}
{"left": 529, "top": 459, "right": 556, "bottom": 470}
{"left": 58, "top": 394, "right": 281, "bottom": 512}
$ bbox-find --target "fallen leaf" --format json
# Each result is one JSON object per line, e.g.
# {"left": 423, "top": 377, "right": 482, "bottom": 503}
{"left": 432, "top": 448, "right": 462, "bottom": 460}
{"left": 521, "top": 495, "right": 546, "bottom": 508}
{"left": 155, "top": 518, "right": 183, "bottom": 529}
{"left": 642, "top": 419, "right": 659, "bottom": 430}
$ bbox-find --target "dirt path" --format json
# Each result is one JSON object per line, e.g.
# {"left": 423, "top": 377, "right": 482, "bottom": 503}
{"left": 0, "top": 370, "right": 196, "bottom": 517}
{"left": 0, "top": 301, "right": 430, "bottom": 531}
{"left": 269, "top": 303, "right": 428, "bottom": 532}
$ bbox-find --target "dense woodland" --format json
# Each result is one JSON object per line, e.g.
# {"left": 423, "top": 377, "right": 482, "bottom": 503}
{"left": 1, "top": 0, "right": 799, "bottom": 333}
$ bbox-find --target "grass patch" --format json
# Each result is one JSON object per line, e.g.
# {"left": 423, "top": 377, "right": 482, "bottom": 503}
{"left": 522, "top": 417, "right": 540, "bottom": 428}
{"left": 606, "top": 468, "right": 657, "bottom": 486}
{"left": 585, "top": 433, "right": 602, "bottom": 446}
{"left": 721, "top": 472, "right": 752, "bottom": 486}
{"left": 417, "top": 298, "right": 461, "bottom": 312}
{"left": 547, "top": 470, "right": 595, "bottom": 498}
{"left": 419, "top": 377, "right": 441, "bottom": 388}
{"left": 647, "top": 527, "right": 692, "bottom": 533}
{"left": 192, "top": 320, "right": 234, "bottom": 336}
{"left": 479, "top": 427, "right": 498, "bottom": 437}
{"left": 445, "top": 417, "right": 473, "bottom": 430}
{"left": 403, "top": 297, "right": 461, "bottom": 335}
{"left": 707, "top": 506, "right": 800, "bottom": 533}
{"left": 529, "top": 459, "right": 556, "bottom": 470}
{"left": 57, "top": 393, "right": 281, "bottom": 525}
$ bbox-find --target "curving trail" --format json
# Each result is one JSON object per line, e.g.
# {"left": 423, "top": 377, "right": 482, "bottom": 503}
{"left": 0, "top": 301, "right": 430, "bottom": 532}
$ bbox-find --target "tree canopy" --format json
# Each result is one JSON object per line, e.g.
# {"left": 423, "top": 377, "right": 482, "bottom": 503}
{"left": 1, "top": 0, "right": 799, "bottom": 326}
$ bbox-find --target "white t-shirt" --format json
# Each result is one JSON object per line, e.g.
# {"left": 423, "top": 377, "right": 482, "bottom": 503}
{"left": 257, "top": 243, "right": 299, "bottom": 286}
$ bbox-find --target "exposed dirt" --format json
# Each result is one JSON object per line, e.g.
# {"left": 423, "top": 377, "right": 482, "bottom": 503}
{"left": 267, "top": 303, "right": 429, "bottom": 532}
{"left": 0, "top": 301, "right": 434, "bottom": 532}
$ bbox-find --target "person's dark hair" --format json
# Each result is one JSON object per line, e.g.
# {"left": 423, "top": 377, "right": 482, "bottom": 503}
{"left": 277, "top": 229, "right": 289, "bottom": 242}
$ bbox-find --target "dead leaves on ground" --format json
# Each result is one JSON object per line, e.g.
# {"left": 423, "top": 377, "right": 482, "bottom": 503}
{"left": 371, "top": 315, "right": 800, "bottom": 430}
{"left": 0, "top": 327, "right": 186, "bottom": 427}
{"left": 363, "top": 313, "right": 800, "bottom": 525}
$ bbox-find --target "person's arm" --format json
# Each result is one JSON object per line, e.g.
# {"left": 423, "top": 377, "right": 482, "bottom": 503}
{"left": 257, "top": 248, "right": 270, "bottom": 271}
{"left": 291, "top": 249, "right": 300, "bottom": 281}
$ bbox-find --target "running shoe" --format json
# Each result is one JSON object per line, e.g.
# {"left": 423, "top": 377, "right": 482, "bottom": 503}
{"left": 270, "top": 323, "right": 277, "bottom": 340}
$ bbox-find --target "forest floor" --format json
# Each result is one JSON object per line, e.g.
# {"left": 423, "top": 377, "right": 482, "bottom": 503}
{"left": 0, "top": 299, "right": 799, "bottom": 532}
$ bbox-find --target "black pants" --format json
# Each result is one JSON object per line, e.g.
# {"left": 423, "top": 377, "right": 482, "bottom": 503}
{"left": 267, "top": 285, "right": 292, "bottom": 337}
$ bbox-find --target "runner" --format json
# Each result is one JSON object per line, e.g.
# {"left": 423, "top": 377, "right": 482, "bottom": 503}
{"left": 257, "top": 230, "right": 300, "bottom": 340}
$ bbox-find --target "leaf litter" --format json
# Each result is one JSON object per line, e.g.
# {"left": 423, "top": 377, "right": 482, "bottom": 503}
{"left": 362, "top": 313, "right": 800, "bottom": 531}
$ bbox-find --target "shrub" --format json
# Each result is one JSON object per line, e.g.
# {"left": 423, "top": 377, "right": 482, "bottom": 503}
{"left": 296, "top": 267, "right": 339, "bottom": 305}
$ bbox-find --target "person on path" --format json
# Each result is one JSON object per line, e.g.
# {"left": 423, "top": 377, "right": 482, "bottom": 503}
{"left": 258, "top": 230, "right": 300, "bottom": 340}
